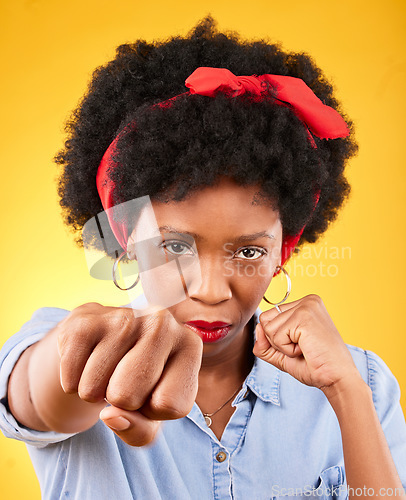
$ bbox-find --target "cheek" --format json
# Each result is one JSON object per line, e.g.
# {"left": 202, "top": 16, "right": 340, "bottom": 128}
{"left": 137, "top": 251, "right": 202, "bottom": 308}
{"left": 231, "top": 260, "right": 275, "bottom": 300}
{"left": 139, "top": 260, "right": 189, "bottom": 307}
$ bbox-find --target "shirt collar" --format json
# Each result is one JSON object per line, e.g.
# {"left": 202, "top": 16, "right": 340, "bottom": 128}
{"left": 234, "top": 306, "right": 281, "bottom": 406}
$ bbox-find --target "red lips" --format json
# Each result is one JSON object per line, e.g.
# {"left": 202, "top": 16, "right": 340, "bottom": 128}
{"left": 184, "top": 322, "right": 231, "bottom": 343}
{"left": 186, "top": 320, "right": 231, "bottom": 330}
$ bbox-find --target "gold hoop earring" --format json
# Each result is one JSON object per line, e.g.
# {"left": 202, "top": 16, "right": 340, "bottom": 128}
{"left": 263, "top": 265, "right": 291, "bottom": 313}
{"left": 112, "top": 251, "right": 140, "bottom": 291}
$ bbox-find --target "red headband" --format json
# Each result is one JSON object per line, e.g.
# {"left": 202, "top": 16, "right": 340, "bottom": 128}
{"left": 96, "top": 67, "right": 349, "bottom": 276}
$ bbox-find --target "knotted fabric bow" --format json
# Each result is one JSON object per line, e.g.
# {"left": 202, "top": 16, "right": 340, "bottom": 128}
{"left": 185, "top": 67, "right": 348, "bottom": 141}
{"left": 96, "top": 67, "right": 349, "bottom": 276}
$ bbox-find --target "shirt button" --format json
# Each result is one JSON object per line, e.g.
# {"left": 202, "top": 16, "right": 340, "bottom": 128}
{"left": 215, "top": 451, "right": 227, "bottom": 462}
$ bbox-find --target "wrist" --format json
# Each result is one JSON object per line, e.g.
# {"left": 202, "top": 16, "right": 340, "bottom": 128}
{"left": 321, "top": 372, "right": 372, "bottom": 413}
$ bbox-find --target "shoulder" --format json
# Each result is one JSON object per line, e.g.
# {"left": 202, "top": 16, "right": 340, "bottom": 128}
{"left": 345, "top": 344, "right": 397, "bottom": 385}
{"left": 345, "top": 344, "right": 401, "bottom": 417}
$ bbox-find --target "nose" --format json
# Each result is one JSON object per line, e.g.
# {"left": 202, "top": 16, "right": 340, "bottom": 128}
{"left": 187, "top": 255, "right": 232, "bottom": 305}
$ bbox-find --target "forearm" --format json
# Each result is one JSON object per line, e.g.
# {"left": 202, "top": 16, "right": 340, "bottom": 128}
{"left": 324, "top": 379, "right": 405, "bottom": 498}
{"left": 7, "top": 326, "right": 105, "bottom": 434}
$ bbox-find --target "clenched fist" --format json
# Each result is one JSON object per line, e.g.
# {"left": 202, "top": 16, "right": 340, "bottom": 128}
{"left": 57, "top": 302, "right": 203, "bottom": 446}
{"left": 252, "top": 294, "right": 365, "bottom": 398}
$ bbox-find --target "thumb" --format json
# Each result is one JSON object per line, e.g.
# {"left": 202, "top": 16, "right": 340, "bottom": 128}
{"left": 252, "top": 322, "right": 272, "bottom": 357}
{"left": 100, "top": 405, "right": 161, "bottom": 447}
{"left": 253, "top": 323, "right": 287, "bottom": 373}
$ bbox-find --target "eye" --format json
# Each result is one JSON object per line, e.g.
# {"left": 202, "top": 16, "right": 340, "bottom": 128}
{"left": 159, "top": 240, "right": 195, "bottom": 256}
{"left": 235, "top": 247, "right": 267, "bottom": 260}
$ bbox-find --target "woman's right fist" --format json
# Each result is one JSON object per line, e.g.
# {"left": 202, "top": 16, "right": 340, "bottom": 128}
{"left": 56, "top": 302, "right": 203, "bottom": 446}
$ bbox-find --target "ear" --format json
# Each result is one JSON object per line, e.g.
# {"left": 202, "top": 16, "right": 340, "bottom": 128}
{"left": 126, "top": 233, "right": 137, "bottom": 261}
{"left": 276, "top": 248, "right": 282, "bottom": 269}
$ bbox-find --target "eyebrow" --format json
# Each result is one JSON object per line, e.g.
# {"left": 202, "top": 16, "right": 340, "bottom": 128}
{"left": 158, "top": 225, "right": 275, "bottom": 244}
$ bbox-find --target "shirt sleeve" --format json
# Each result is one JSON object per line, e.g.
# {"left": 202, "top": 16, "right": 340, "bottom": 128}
{"left": 364, "top": 349, "right": 406, "bottom": 488}
{"left": 0, "top": 306, "right": 79, "bottom": 448}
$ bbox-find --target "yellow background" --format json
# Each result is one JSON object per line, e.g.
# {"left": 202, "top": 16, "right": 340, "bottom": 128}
{"left": 1, "top": 1, "right": 405, "bottom": 498}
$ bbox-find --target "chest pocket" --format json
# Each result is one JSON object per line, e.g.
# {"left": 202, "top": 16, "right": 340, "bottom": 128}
{"left": 271, "top": 465, "right": 347, "bottom": 499}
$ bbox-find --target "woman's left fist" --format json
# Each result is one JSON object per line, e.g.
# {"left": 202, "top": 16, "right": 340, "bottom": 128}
{"left": 252, "top": 294, "right": 364, "bottom": 396}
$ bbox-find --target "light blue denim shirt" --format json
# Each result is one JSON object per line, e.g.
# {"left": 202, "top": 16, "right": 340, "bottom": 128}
{"left": 1, "top": 302, "right": 406, "bottom": 500}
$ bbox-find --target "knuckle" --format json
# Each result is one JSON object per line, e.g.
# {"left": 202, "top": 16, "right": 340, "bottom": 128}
{"left": 299, "top": 294, "right": 324, "bottom": 319}
{"left": 110, "top": 309, "right": 138, "bottom": 341}
{"left": 298, "top": 307, "right": 313, "bottom": 324}
{"left": 78, "top": 384, "right": 104, "bottom": 403}
{"left": 70, "top": 306, "right": 108, "bottom": 339}
{"left": 273, "top": 329, "right": 283, "bottom": 340}
{"left": 105, "top": 391, "right": 126, "bottom": 409}
{"left": 306, "top": 294, "right": 323, "bottom": 306}
{"left": 149, "top": 395, "right": 189, "bottom": 420}
{"left": 70, "top": 314, "right": 96, "bottom": 339}
{"left": 75, "top": 302, "right": 102, "bottom": 312}
{"left": 111, "top": 307, "right": 133, "bottom": 328}
{"left": 259, "top": 310, "right": 274, "bottom": 323}
{"left": 106, "top": 388, "right": 140, "bottom": 411}
{"left": 262, "top": 321, "right": 275, "bottom": 336}
{"left": 267, "top": 333, "right": 278, "bottom": 347}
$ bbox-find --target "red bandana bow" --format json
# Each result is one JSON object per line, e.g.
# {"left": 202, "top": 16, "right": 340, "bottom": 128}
{"left": 185, "top": 67, "right": 349, "bottom": 141}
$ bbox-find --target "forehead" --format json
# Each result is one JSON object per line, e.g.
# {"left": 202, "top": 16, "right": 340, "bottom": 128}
{"left": 156, "top": 179, "right": 275, "bottom": 212}
{"left": 134, "top": 176, "right": 282, "bottom": 242}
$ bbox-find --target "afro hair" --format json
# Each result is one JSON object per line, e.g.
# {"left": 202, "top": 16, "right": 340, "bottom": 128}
{"left": 55, "top": 14, "right": 358, "bottom": 258}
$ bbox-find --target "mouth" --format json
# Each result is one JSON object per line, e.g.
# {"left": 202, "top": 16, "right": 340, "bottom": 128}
{"left": 184, "top": 320, "right": 231, "bottom": 343}
{"left": 186, "top": 320, "right": 230, "bottom": 329}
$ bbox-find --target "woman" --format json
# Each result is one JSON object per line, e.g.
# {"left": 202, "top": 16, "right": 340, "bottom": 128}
{"left": 0, "top": 15, "right": 405, "bottom": 499}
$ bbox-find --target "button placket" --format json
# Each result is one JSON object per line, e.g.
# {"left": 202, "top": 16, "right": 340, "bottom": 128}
{"left": 212, "top": 445, "right": 232, "bottom": 500}
{"left": 215, "top": 450, "right": 227, "bottom": 462}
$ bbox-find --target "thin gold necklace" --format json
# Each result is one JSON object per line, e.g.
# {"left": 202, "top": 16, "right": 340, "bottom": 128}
{"left": 202, "top": 385, "right": 242, "bottom": 427}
